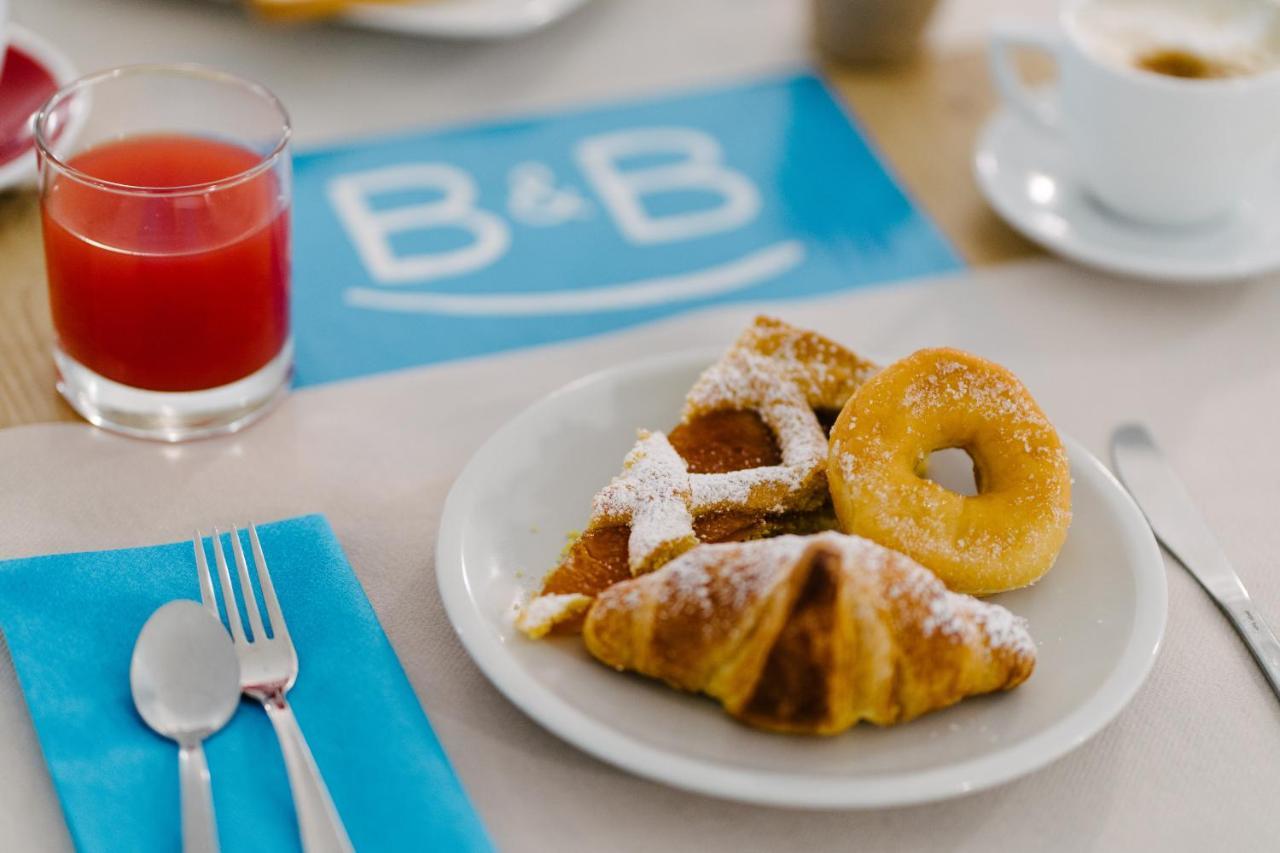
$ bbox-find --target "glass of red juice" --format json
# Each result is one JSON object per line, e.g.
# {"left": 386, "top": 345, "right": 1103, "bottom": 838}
{"left": 34, "top": 65, "right": 292, "bottom": 441}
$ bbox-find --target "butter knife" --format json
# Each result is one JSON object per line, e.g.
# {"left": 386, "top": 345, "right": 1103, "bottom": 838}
{"left": 1111, "top": 423, "right": 1280, "bottom": 701}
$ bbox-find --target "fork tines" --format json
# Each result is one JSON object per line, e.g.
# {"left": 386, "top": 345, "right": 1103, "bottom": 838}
{"left": 193, "top": 524, "right": 289, "bottom": 645}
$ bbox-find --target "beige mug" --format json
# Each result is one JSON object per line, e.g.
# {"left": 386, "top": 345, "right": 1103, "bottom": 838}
{"left": 813, "top": 0, "right": 941, "bottom": 65}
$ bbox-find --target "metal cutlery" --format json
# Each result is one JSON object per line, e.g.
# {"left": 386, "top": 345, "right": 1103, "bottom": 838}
{"left": 131, "top": 600, "right": 241, "bottom": 853}
{"left": 1111, "top": 423, "right": 1280, "bottom": 701}
{"left": 194, "top": 524, "right": 355, "bottom": 853}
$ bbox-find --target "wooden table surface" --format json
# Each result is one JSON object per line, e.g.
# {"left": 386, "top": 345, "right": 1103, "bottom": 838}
{"left": 0, "top": 49, "right": 1039, "bottom": 431}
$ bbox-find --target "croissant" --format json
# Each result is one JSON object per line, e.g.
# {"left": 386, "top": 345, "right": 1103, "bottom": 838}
{"left": 583, "top": 532, "right": 1035, "bottom": 734}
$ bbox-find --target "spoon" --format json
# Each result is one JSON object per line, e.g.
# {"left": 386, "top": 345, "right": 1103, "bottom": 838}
{"left": 131, "top": 600, "right": 241, "bottom": 853}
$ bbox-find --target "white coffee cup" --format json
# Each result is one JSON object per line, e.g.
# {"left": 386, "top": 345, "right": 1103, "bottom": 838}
{"left": 989, "top": 0, "right": 1280, "bottom": 227}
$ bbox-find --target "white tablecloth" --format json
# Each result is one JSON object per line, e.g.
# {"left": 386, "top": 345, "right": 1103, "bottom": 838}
{"left": 2, "top": 259, "right": 1279, "bottom": 851}
{"left": 10, "top": 0, "right": 1057, "bottom": 150}
{"left": 6, "top": 0, "right": 1278, "bottom": 848}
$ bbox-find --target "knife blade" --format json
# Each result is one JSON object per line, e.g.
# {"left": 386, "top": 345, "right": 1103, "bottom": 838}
{"left": 1111, "top": 423, "right": 1280, "bottom": 701}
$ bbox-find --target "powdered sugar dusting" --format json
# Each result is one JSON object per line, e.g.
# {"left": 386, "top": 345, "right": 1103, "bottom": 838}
{"left": 576, "top": 316, "right": 877, "bottom": 577}
{"left": 515, "top": 593, "right": 592, "bottom": 638}
{"left": 683, "top": 352, "right": 829, "bottom": 513}
{"left": 597, "top": 531, "right": 1036, "bottom": 659}
{"left": 830, "top": 348, "right": 1071, "bottom": 593}
{"left": 589, "top": 535, "right": 816, "bottom": 644}
{"left": 664, "top": 535, "right": 813, "bottom": 616}
{"left": 681, "top": 343, "right": 831, "bottom": 515}
{"left": 902, "top": 571, "right": 1036, "bottom": 657}
{"left": 715, "top": 315, "right": 880, "bottom": 410}
{"left": 898, "top": 356, "right": 1050, "bottom": 429}
{"left": 971, "top": 603, "right": 1036, "bottom": 657}
{"left": 827, "top": 533, "right": 1035, "bottom": 657}
{"left": 592, "top": 430, "right": 698, "bottom": 575}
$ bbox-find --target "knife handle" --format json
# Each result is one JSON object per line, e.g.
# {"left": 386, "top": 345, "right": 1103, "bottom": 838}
{"left": 1223, "top": 599, "right": 1280, "bottom": 701}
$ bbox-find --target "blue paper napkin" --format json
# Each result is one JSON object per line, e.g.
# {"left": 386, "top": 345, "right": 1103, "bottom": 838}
{"left": 0, "top": 515, "right": 490, "bottom": 852}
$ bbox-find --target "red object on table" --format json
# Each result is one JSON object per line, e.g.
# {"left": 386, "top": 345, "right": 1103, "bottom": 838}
{"left": 41, "top": 134, "right": 290, "bottom": 392}
{"left": 0, "top": 45, "right": 59, "bottom": 165}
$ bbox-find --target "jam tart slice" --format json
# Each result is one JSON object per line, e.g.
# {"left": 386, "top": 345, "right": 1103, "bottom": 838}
{"left": 516, "top": 316, "right": 878, "bottom": 638}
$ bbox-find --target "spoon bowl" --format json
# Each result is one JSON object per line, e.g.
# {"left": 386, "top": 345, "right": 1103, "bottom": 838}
{"left": 131, "top": 600, "right": 240, "bottom": 740}
{"left": 131, "top": 599, "right": 240, "bottom": 852}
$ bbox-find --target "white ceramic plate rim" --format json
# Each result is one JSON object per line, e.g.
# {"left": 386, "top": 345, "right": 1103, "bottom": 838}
{"left": 340, "top": 0, "right": 589, "bottom": 39}
{"left": 436, "top": 349, "right": 1168, "bottom": 809}
{"left": 0, "top": 25, "right": 80, "bottom": 191}
{"left": 973, "top": 106, "right": 1279, "bottom": 286}
{"left": 207, "top": 0, "right": 589, "bottom": 39}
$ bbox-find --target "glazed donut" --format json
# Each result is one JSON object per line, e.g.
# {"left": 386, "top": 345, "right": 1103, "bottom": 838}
{"left": 827, "top": 348, "right": 1071, "bottom": 595}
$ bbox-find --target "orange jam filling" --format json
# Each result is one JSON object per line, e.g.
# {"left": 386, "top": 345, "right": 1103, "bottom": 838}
{"left": 539, "top": 410, "right": 787, "bottom": 606}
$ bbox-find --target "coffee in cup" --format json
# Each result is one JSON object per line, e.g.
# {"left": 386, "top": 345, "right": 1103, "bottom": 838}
{"left": 1075, "top": 0, "right": 1280, "bottom": 80}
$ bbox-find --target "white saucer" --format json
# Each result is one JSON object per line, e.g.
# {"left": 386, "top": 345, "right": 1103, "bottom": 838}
{"left": 436, "top": 349, "right": 1167, "bottom": 809}
{"left": 211, "top": 0, "right": 591, "bottom": 40}
{"left": 974, "top": 106, "right": 1280, "bottom": 285}
{"left": 0, "top": 26, "right": 79, "bottom": 192}
{"left": 342, "top": 0, "right": 590, "bottom": 39}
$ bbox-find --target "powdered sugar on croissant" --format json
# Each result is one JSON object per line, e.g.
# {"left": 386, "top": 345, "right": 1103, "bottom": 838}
{"left": 583, "top": 532, "right": 1035, "bottom": 734}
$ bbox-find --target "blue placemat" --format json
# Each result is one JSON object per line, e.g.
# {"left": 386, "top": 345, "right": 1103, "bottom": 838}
{"left": 291, "top": 72, "right": 961, "bottom": 386}
{"left": 0, "top": 515, "right": 490, "bottom": 853}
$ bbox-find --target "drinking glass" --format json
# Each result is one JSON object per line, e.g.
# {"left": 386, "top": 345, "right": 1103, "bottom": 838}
{"left": 35, "top": 64, "right": 292, "bottom": 441}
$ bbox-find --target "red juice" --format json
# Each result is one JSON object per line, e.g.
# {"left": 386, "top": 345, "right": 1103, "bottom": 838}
{"left": 41, "top": 134, "right": 290, "bottom": 392}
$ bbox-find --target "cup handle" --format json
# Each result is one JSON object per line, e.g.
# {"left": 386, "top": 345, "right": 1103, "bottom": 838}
{"left": 988, "top": 24, "right": 1064, "bottom": 133}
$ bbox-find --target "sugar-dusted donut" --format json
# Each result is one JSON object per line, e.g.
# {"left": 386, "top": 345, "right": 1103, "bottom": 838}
{"left": 827, "top": 348, "right": 1071, "bottom": 595}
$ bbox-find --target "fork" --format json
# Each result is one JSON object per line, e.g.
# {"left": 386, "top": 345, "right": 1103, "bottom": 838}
{"left": 194, "top": 524, "right": 355, "bottom": 853}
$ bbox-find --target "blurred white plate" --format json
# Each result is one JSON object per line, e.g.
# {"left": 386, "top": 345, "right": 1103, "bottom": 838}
{"left": 975, "top": 103, "right": 1280, "bottom": 285}
{"left": 304, "top": 0, "right": 588, "bottom": 39}
{"left": 436, "top": 349, "right": 1167, "bottom": 808}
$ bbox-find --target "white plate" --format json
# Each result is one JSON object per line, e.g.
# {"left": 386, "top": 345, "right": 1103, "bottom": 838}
{"left": 974, "top": 104, "right": 1280, "bottom": 285}
{"left": 224, "top": 0, "right": 590, "bottom": 39}
{"left": 436, "top": 350, "right": 1167, "bottom": 808}
{"left": 343, "top": 0, "right": 588, "bottom": 39}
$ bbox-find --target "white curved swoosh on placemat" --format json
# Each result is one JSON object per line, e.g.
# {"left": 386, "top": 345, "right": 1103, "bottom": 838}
{"left": 342, "top": 240, "right": 805, "bottom": 316}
